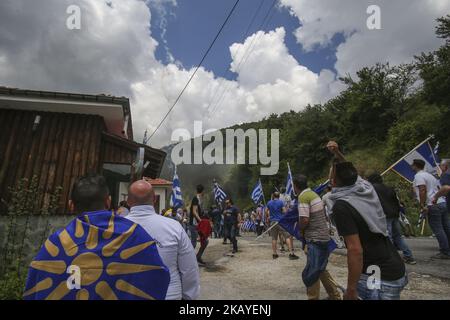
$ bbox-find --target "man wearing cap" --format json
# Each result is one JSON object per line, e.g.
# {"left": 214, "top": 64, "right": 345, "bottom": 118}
{"left": 412, "top": 159, "right": 450, "bottom": 259}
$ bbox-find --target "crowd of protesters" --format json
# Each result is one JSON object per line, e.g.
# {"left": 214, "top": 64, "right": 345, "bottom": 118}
{"left": 24, "top": 138, "right": 450, "bottom": 301}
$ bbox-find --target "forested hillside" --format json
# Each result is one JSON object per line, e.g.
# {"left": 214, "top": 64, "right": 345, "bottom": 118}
{"left": 161, "top": 16, "right": 450, "bottom": 219}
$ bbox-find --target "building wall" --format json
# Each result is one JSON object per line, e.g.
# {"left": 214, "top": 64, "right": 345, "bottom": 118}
{"left": 0, "top": 215, "right": 73, "bottom": 268}
{"left": 0, "top": 109, "right": 105, "bottom": 214}
{"left": 154, "top": 186, "right": 171, "bottom": 213}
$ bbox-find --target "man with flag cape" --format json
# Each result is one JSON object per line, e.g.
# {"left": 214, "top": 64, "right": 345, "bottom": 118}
{"left": 23, "top": 174, "right": 170, "bottom": 300}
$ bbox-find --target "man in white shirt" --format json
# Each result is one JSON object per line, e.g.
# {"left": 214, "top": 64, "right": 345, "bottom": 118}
{"left": 412, "top": 159, "right": 450, "bottom": 259}
{"left": 280, "top": 187, "right": 292, "bottom": 209}
{"left": 126, "top": 180, "right": 201, "bottom": 299}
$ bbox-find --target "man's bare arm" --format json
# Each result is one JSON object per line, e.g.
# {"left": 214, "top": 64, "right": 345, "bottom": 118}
{"left": 418, "top": 185, "right": 428, "bottom": 210}
{"left": 343, "top": 234, "right": 363, "bottom": 300}
{"left": 327, "top": 141, "right": 346, "bottom": 163}
{"left": 299, "top": 217, "right": 309, "bottom": 233}
{"left": 433, "top": 185, "right": 450, "bottom": 203}
{"left": 192, "top": 205, "right": 201, "bottom": 222}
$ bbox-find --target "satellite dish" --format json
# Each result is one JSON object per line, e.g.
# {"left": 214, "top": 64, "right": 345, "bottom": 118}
{"left": 133, "top": 147, "right": 145, "bottom": 180}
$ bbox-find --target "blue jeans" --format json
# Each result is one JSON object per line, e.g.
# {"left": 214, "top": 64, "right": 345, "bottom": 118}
{"left": 357, "top": 274, "right": 408, "bottom": 300}
{"left": 213, "top": 221, "right": 222, "bottom": 238}
{"left": 302, "top": 240, "right": 330, "bottom": 287}
{"left": 224, "top": 223, "right": 238, "bottom": 252}
{"left": 386, "top": 218, "right": 413, "bottom": 259}
{"left": 428, "top": 203, "right": 450, "bottom": 255}
{"left": 188, "top": 225, "right": 198, "bottom": 249}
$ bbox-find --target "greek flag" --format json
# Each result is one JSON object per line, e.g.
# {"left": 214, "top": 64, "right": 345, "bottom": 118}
{"left": 241, "top": 220, "right": 256, "bottom": 232}
{"left": 213, "top": 182, "right": 227, "bottom": 203}
{"left": 387, "top": 137, "right": 440, "bottom": 182}
{"left": 313, "top": 180, "right": 330, "bottom": 195}
{"left": 170, "top": 170, "right": 183, "bottom": 209}
{"left": 251, "top": 180, "right": 264, "bottom": 204}
{"left": 285, "top": 162, "right": 295, "bottom": 198}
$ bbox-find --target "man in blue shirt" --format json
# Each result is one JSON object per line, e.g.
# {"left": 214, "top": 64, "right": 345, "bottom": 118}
{"left": 266, "top": 192, "right": 299, "bottom": 260}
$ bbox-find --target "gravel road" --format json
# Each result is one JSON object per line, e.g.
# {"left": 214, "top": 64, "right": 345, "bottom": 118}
{"left": 198, "top": 235, "right": 450, "bottom": 300}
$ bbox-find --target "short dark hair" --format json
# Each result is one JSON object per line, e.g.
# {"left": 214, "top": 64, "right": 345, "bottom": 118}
{"left": 293, "top": 174, "right": 308, "bottom": 191}
{"left": 335, "top": 162, "right": 358, "bottom": 187}
{"left": 273, "top": 191, "right": 280, "bottom": 198}
{"left": 367, "top": 173, "right": 383, "bottom": 185}
{"left": 412, "top": 159, "right": 425, "bottom": 170}
{"left": 119, "top": 201, "right": 129, "bottom": 209}
{"left": 71, "top": 173, "right": 109, "bottom": 213}
{"left": 196, "top": 184, "right": 204, "bottom": 193}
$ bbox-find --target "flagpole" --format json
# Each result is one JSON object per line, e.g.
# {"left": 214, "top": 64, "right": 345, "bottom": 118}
{"left": 380, "top": 135, "right": 434, "bottom": 176}
{"left": 256, "top": 221, "right": 278, "bottom": 240}
{"left": 287, "top": 161, "right": 297, "bottom": 197}
{"left": 429, "top": 141, "right": 442, "bottom": 177}
{"left": 260, "top": 179, "right": 266, "bottom": 206}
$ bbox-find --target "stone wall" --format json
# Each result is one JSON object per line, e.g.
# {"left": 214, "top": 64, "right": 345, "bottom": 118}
{"left": 0, "top": 215, "right": 73, "bottom": 269}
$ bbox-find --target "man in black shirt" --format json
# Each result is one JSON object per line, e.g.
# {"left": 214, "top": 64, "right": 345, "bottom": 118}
{"left": 329, "top": 160, "right": 406, "bottom": 300}
{"left": 368, "top": 173, "right": 416, "bottom": 265}
{"left": 223, "top": 199, "right": 239, "bottom": 253}
{"left": 189, "top": 184, "right": 204, "bottom": 249}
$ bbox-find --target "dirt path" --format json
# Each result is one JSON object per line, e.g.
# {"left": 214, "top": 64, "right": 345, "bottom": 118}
{"left": 199, "top": 235, "right": 450, "bottom": 300}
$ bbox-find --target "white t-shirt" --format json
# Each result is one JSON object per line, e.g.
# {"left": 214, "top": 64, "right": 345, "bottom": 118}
{"left": 413, "top": 170, "right": 445, "bottom": 206}
{"left": 280, "top": 193, "right": 292, "bottom": 209}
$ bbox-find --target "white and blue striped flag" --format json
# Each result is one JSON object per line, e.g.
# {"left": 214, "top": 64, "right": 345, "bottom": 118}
{"left": 385, "top": 136, "right": 440, "bottom": 182}
{"left": 213, "top": 181, "right": 227, "bottom": 203}
{"left": 285, "top": 162, "right": 295, "bottom": 198}
{"left": 251, "top": 180, "right": 264, "bottom": 204}
{"left": 241, "top": 220, "right": 256, "bottom": 232}
{"left": 170, "top": 169, "right": 183, "bottom": 208}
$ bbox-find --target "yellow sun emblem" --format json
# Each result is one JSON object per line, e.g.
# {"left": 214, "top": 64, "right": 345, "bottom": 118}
{"left": 23, "top": 212, "right": 170, "bottom": 300}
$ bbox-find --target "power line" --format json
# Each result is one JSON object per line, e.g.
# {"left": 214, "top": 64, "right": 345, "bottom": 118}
{"left": 207, "top": 0, "right": 278, "bottom": 118}
{"left": 203, "top": 0, "right": 267, "bottom": 116}
{"left": 147, "top": 0, "right": 241, "bottom": 142}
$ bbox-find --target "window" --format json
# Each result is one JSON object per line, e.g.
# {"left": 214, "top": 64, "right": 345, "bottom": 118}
{"left": 102, "top": 163, "right": 131, "bottom": 210}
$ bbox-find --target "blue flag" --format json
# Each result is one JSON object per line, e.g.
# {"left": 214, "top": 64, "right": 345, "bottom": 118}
{"left": 278, "top": 201, "right": 337, "bottom": 253}
{"left": 313, "top": 180, "right": 330, "bottom": 195}
{"left": 251, "top": 180, "right": 264, "bottom": 204}
{"left": 170, "top": 170, "right": 183, "bottom": 209}
{"left": 390, "top": 139, "right": 440, "bottom": 182}
{"left": 24, "top": 210, "right": 170, "bottom": 300}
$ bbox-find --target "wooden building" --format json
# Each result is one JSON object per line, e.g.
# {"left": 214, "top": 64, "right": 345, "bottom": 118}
{"left": 0, "top": 87, "right": 166, "bottom": 214}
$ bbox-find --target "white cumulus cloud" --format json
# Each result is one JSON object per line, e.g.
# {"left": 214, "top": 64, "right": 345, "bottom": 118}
{"left": 280, "top": 0, "right": 450, "bottom": 76}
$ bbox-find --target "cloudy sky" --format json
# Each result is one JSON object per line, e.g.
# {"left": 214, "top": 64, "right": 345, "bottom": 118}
{"left": 0, "top": 0, "right": 449, "bottom": 148}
